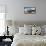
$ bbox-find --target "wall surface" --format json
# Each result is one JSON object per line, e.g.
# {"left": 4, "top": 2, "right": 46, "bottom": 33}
{"left": 0, "top": 0, "right": 46, "bottom": 22}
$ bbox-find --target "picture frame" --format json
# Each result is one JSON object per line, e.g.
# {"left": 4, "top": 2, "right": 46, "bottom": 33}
{"left": 24, "top": 7, "right": 36, "bottom": 14}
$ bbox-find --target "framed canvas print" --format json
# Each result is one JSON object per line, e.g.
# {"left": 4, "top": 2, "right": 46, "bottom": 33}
{"left": 24, "top": 7, "right": 36, "bottom": 14}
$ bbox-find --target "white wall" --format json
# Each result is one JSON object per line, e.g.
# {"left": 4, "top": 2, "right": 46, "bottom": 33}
{"left": 0, "top": 0, "right": 46, "bottom": 22}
